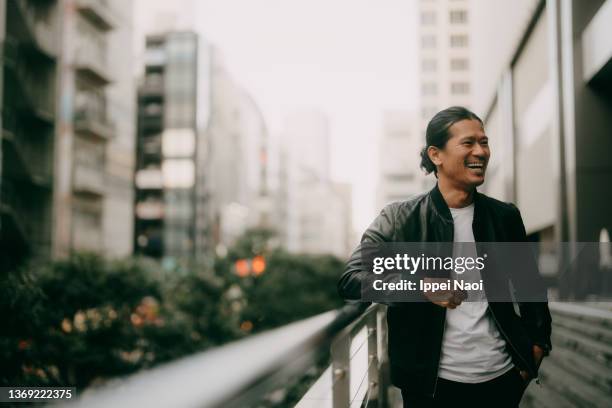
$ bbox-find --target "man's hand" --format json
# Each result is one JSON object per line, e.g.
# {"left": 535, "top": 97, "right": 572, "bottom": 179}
{"left": 518, "top": 345, "right": 545, "bottom": 382}
{"left": 422, "top": 278, "right": 467, "bottom": 309}
{"left": 532, "top": 344, "right": 545, "bottom": 368}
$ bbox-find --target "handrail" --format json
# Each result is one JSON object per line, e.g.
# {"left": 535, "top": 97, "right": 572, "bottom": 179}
{"left": 62, "top": 302, "right": 372, "bottom": 408}
{"left": 548, "top": 301, "right": 612, "bottom": 320}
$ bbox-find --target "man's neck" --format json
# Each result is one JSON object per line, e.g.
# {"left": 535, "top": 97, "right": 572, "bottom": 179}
{"left": 437, "top": 177, "right": 475, "bottom": 209}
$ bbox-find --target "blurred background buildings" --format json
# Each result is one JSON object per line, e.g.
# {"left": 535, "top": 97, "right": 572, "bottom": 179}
{"left": 376, "top": 110, "right": 421, "bottom": 209}
{"left": 281, "top": 110, "right": 353, "bottom": 258}
{"left": 206, "top": 47, "right": 271, "bottom": 256}
{"left": 0, "top": 0, "right": 134, "bottom": 269}
{"left": 134, "top": 31, "right": 203, "bottom": 265}
{"left": 0, "top": 0, "right": 610, "bottom": 293}
{"left": 1, "top": 1, "right": 612, "bottom": 406}
{"left": 470, "top": 0, "right": 612, "bottom": 297}
{"left": 417, "top": 0, "right": 473, "bottom": 193}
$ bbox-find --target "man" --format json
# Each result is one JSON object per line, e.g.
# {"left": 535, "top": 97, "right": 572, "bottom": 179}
{"left": 338, "top": 107, "right": 552, "bottom": 407}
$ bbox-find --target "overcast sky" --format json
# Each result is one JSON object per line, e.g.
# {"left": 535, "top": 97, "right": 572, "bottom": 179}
{"left": 134, "top": 0, "right": 419, "bottom": 233}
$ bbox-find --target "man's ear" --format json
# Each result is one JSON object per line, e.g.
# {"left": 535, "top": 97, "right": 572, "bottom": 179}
{"left": 427, "top": 146, "right": 442, "bottom": 166}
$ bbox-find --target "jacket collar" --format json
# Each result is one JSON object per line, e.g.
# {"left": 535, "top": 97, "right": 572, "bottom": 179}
{"left": 429, "top": 182, "right": 482, "bottom": 224}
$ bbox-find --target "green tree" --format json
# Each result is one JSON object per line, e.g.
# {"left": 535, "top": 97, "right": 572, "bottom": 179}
{"left": 222, "top": 227, "right": 344, "bottom": 333}
{"left": 0, "top": 254, "right": 238, "bottom": 388}
{"left": 238, "top": 250, "right": 344, "bottom": 332}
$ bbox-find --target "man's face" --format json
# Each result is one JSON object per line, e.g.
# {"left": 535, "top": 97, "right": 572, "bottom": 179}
{"left": 430, "top": 119, "right": 490, "bottom": 188}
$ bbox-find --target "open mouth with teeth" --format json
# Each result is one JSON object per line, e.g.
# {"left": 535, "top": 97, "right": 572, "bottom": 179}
{"left": 465, "top": 162, "right": 486, "bottom": 173}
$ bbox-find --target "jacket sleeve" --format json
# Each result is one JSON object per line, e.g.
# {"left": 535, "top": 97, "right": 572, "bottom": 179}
{"left": 337, "top": 204, "right": 396, "bottom": 301}
{"left": 511, "top": 205, "right": 553, "bottom": 355}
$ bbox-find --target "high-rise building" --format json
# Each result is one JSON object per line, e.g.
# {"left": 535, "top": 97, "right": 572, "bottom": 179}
{"left": 0, "top": 0, "right": 59, "bottom": 268}
{"left": 0, "top": 0, "right": 135, "bottom": 268}
{"left": 377, "top": 110, "right": 422, "bottom": 210}
{"left": 280, "top": 110, "right": 353, "bottom": 259}
{"left": 134, "top": 31, "right": 210, "bottom": 265}
{"left": 206, "top": 49, "right": 269, "bottom": 251}
{"left": 53, "top": 0, "right": 134, "bottom": 258}
{"left": 417, "top": 0, "right": 473, "bottom": 191}
{"left": 418, "top": 0, "right": 472, "bottom": 126}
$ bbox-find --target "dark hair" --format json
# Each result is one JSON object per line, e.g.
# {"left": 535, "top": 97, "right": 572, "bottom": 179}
{"left": 419, "top": 106, "right": 483, "bottom": 177}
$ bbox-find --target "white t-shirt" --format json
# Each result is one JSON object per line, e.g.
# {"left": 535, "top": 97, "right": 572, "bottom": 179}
{"left": 437, "top": 203, "right": 514, "bottom": 383}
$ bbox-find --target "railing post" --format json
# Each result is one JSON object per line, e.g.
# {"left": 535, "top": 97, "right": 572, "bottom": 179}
{"left": 376, "top": 306, "right": 390, "bottom": 407}
{"left": 331, "top": 330, "right": 351, "bottom": 408}
{"left": 366, "top": 310, "right": 379, "bottom": 406}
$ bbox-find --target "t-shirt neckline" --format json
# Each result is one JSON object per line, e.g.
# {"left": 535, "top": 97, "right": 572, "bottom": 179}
{"left": 449, "top": 203, "right": 474, "bottom": 212}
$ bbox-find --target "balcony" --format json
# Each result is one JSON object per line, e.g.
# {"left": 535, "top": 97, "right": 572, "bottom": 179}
{"left": 2, "top": 108, "right": 53, "bottom": 187}
{"left": 71, "top": 221, "right": 103, "bottom": 253}
{"left": 76, "top": 0, "right": 117, "bottom": 31}
{"left": 74, "top": 96, "right": 115, "bottom": 140}
{"left": 0, "top": 181, "right": 33, "bottom": 253}
{"left": 73, "top": 163, "right": 105, "bottom": 197}
{"left": 71, "top": 196, "right": 103, "bottom": 252}
{"left": 75, "top": 56, "right": 112, "bottom": 86}
{"left": 2, "top": 39, "right": 56, "bottom": 123}
{"left": 11, "top": 0, "right": 58, "bottom": 59}
{"left": 74, "top": 33, "right": 112, "bottom": 86}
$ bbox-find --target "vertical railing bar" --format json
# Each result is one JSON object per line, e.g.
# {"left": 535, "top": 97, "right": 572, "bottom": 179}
{"left": 331, "top": 328, "right": 350, "bottom": 408}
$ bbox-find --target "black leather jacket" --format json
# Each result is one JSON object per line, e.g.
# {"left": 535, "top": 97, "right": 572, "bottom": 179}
{"left": 338, "top": 184, "right": 552, "bottom": 396}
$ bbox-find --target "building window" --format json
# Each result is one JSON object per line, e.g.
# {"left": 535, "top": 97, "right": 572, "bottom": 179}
{"left": 450, "top": 10, "right": 468, "bottom": 24}
{"left": 422, "top": 59, "right": 437, "bottom": 72}
{"left": 144, "top": 102, "right": 163, "bottom": 116}
{"left": 451, "top": 82, "right": 470, "bottom": 94}
{"left": 450, "top": 34, "right": 468, "bottom": 47}
{"left": 421, "top": 11, "right": 437, "bottom": 25}
{"left": 145, "top": 47, "right": 166, "bottom": 66}
{"left": 422, "top": 83, "right": 438, "bottom": 96}
{"left": 421, "top": 35, "right": 437, "bottom": 48}
{"left": 450, "top": 58, "right": 469, "bottom": 71}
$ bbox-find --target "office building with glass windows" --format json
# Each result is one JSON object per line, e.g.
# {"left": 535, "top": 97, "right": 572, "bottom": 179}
{"left": 134, "top": 31, "right": 210, "bottom": 265}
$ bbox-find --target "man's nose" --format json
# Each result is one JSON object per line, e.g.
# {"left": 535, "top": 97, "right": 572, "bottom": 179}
{"left": 472, "top": 143, "right": 489, "bottom": 159}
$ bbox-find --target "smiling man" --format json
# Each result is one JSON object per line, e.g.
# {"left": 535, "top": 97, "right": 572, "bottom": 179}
{"left": 338, "top": 107, "right": 552, "bottom": 407}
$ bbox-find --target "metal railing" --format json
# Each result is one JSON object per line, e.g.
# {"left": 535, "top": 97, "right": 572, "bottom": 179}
{"left": 298, "top": 303, "right": 392, "bottom": 407}
{"left": 61, "top": 302, "right": 395, "bottom": 408}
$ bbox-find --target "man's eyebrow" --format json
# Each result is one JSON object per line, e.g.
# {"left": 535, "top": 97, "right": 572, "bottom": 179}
{"left": 459, "top": 135, "right": 488, "bottom": 140}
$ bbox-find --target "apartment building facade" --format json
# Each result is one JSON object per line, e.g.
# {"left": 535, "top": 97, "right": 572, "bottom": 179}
{"left": 0, "top": 0, "right": 134, "bottom": 268}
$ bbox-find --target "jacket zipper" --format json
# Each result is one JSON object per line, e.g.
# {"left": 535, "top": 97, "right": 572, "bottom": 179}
{"left": 432, "top": 305, "right": 540, "bottom": 398}
{"left": 432, "top": 309, "right": 447, "bottom": 397}
{"left": 487, "top": 305, "right": 539, "bottom": 384}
